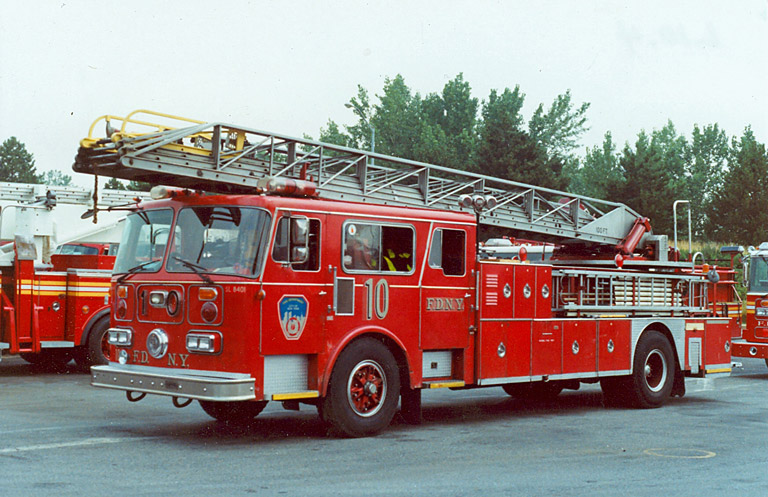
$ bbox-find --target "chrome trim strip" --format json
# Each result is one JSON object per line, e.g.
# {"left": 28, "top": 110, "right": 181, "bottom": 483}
{"left": 40, "top": 341, "right": 76, "bottom": 348}
{"left": 477, "top": 369, "right": 632, "bottom": 386}
{"left": 704, "top": 363, "right": 732, "bottom": 370}
{"left": 91, "top": 364, "right": 256, "bottom": 401}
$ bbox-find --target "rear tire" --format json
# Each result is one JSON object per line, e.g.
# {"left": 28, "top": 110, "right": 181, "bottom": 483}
{"left": 199, "top": 400, "right": 267, "bottom": 423}
{"left": 321, "top": 338, "right": 400, "bottom": 437}
{"left": 628, "top": 330, "right": 675, "bottom": 408}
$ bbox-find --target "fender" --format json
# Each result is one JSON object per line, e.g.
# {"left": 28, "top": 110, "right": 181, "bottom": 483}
{"left": 630, "top": 319, "right": 681, "bottom": 371}
{"left": 318, "top": 324, "right": 412, "bottom": 397}
{"left": 78, "top": 307, "right": 111, "bottom": 346}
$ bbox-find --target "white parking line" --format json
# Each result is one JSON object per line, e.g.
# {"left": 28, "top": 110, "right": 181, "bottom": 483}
{"left": 0, "top": 437, "right": 155, "bottom": 454}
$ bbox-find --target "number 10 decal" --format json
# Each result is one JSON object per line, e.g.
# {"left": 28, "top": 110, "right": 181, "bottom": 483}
{"left": 364, "top": 278, "right": 389, "bottom": 320}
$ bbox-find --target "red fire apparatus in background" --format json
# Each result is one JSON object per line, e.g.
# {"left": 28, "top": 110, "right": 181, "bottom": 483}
{"left": 0, "top": 182, "right": 145, "bottom": 369}
{"left": 75, "top": 110, "right": 738, "bottom": 437}
{"left": 732, "top": 243, "right": 768, "bottom": 366}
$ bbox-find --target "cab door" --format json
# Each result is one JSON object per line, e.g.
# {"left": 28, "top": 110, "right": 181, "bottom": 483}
{"left": 421, "top": 226, "right": 473, "bottom": 350}
{"left": 260, "top": 212, "right": 328, "bottom": 355}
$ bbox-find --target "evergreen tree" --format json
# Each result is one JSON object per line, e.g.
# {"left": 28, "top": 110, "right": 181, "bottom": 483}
{"left": 104, "top": 177, "right": 126, "bottom": 190}
{"left": 42, "top": 170, "right": 72, "bottom": 186}
{"left": 685, "top": 123, "right": 728, "bottom": 236}
{"left": 614, "top": 130, "right": 683, "bottom": 236}
{"left": 0, "top": 137, "right": 41, "bottom": 183}
{"left": 127, "top": 180, "right": 151, "bottom": 192}
{"left": 573, "top": 131, "right": 623, "bottom": 200}
{"left": 706, "top": 128, "right": 768, "bottom": 243}
{"left": 476, "top": 87, "right": 567, "bottom": 190}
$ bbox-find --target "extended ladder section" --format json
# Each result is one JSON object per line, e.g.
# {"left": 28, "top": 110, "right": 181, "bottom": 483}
{"left": 0, "top": 182, "right": 148, "bottom": 207}
{"left": 74, "top": 110, "right": 643, "bottom": 248}
{"left": 552, "top": 268, "right": 710, "bottom": 316}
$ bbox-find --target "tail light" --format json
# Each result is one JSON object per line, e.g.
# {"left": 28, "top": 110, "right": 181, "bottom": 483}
{"left": 201, "top": 302, "right": 219, "bottom": 323}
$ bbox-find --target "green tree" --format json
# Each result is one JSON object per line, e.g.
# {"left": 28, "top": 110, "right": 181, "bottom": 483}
{"left": 0, "top": 137, "right": 41, "bottom": 183}
{"left": 612, "top": 129, "right": 683, "bottom": 236}
{"left": 422, "top": 73, "right": 478, "bottom": 170}
{"left": 345, "top": 85, "right": 376, "bottom": 152}
{"left": 684, "top": 123, "right": 729, "bottom": 236}
{"left": 476, "top": 86, "right": 567, "bottom": 190}
{"left": 706, "top": 128, "right": 768, "bottom": 243}
{"left": 42, "top": 170, "right": 72, "bottom": 186}
{"left": 529, "top": 89, "right": 590, "bottom": 161}
{"left": 573, "top": 131, "right": 623, "bottom": 200}
{"left": 127, "top": 180, "right": 151, "bottom": 192}
{"left": 104, "top": 177, "right": 126, "bottom": 189}
{"left": 370, "top": 75, "right": 422, "bottom": 160}
{"left": 317, "top": 120, "right": 352, "bottom": 148}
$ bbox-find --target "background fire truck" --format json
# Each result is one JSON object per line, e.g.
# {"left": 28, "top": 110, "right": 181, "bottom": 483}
{"left": 0, "top": 182, "right": 146, "bottom": 369}
{"left": 76, "top": 110, "right": 738, "bottom": 437}
{"left": 733, "top": 242, "right": 768, "bottom": 366}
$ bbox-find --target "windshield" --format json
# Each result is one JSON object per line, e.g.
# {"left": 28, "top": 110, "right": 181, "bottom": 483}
{"left": 166, "top": 206, "right": 271, "bottom": 277}
{"left": 750, "top": 255, "right": 768, "bottom": 293}
{"left": 113, "top": 209, "right": 174, "bottom": 274}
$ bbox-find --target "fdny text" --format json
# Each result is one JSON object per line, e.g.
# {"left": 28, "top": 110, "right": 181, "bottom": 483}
{"left": 426, "top": 297, "right": 465, "bottom": 311}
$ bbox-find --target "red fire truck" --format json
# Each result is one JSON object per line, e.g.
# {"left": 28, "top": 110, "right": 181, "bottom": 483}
{"left": 733, "top": 243, "right": 768, "bottom": 366}
{"left": 0, "top": 182, "right": 145, "bottom": 369}
{"left": 75, "top": 110, "right": 738, "bottom": 437}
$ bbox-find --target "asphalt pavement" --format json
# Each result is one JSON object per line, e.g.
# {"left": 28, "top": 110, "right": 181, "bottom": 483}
{"left": 1, "top": 355, "right": 767, "bottom": 496}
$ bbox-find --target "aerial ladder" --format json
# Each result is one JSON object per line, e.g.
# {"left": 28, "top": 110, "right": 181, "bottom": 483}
{"left": 0, "top": 181, "right": 149, "bottom": 263}
{"left": 73, "top": 109, "right": 737, "bottom": 319}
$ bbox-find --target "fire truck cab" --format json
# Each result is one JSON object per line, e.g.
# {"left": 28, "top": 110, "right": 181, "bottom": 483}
{"left": 733, "top": 243, "right": 768, "bottom": 365}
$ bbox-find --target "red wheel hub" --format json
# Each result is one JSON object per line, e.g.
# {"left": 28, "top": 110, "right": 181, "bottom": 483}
{"left": 347, "top": 360, "right": 386, "bottom": 417}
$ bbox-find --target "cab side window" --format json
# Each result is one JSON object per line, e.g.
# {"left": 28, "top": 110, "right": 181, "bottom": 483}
{"left": 428, "top": 228, "right": 466, "bottom": 276}
{"left": 343, "top": 222, "right": 414, "bottom": 273}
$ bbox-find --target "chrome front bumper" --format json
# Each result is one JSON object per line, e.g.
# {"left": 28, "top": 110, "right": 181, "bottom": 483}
{"left": 91, "top": 364, "right": 256, "bottom": 401}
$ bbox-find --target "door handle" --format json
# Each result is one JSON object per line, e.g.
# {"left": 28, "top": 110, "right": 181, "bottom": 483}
{"left": 319, "top": 291, "right": 327, "bottom": 296}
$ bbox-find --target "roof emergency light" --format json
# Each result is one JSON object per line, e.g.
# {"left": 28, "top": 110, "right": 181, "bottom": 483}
{"left": 150, "top": 186, "right": 191, "bottom": 200}
{"left": 257, "top": 177, "right": 317, "bottom": 197}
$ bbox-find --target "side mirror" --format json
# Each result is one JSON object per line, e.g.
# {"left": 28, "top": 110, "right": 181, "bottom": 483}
{"left": 290, "top": 217, "right": 309, "bottom": 264}
{"left": 291, "top": 246, "right": 308, "bottom": 264}
{"left": 291, "top": 218, "right": 309, "bottom": 246}
{"left": 744, "top": 261, "right": 749, "bottom": 289}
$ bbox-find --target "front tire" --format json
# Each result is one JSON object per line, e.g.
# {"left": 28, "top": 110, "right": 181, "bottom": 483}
{"left": 321, "top": 338, "right": 400, "bottom": 437}
{"left": 199, "top": 400, "right": 267, "bottom": 423}
{"left": 75, "top": 317, "right": 110, "bottom": 370}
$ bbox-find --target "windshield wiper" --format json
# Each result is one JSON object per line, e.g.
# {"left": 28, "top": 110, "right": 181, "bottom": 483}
{"left": 116, "top": 259, "right": 161, "bottom": 283}
{"left": 171, "top": 256, "right": 214, "bottom": 285}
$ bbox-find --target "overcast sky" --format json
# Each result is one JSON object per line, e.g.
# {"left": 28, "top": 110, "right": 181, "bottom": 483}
{"left": 1, "top": 1, "right": 766, "bottom": 187}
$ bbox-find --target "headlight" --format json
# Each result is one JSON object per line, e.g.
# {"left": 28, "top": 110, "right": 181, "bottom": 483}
{"left": 756, "top": 307, "right": 768, "bottom": 317}
{"left": 149, "top": 290, "right": 168, "bottom": 308}
{"left": 107, "top": 328, "right": 132, "bottom": 347}
{"left": 186, "top": 331, "right": 222, "bottom": 354}
{"left": 146, "top": 328, "right": 169, "bottom": 359}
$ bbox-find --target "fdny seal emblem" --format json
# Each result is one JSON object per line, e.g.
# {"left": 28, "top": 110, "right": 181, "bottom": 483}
{"left": 278, "top": 295, "right": 309, "bottom": 340}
